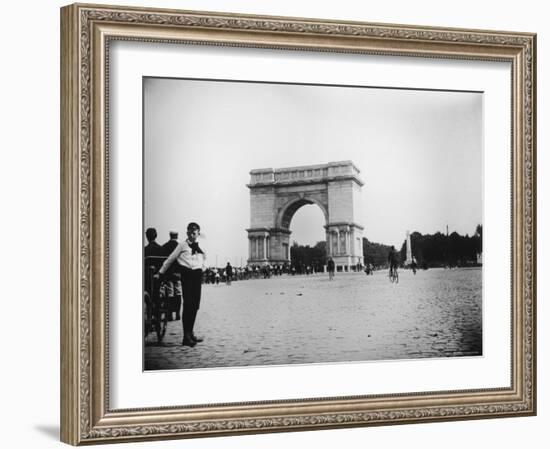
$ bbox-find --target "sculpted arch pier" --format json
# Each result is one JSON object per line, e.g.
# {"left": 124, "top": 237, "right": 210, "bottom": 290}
{"left": 246, "top": 161, "right": 364, "bottom": 271}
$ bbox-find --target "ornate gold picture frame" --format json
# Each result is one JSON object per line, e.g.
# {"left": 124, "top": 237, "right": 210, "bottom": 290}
{"left": 60, "top": 3, "right": 536, "bottom": 445}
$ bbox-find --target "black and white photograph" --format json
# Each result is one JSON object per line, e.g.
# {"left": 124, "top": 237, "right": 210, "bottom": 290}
{"left": 143, "top": 77, "right": 483, "bottom": 371}
{"left": 2, "top": 0, "right": 544, "bottom": 446}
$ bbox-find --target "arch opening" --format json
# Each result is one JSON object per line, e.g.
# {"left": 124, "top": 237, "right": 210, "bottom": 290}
{"left": 288, "top": 203, "right": 327, "bottom": 274}
{"left": 279, "top": 197, "right": 328, "bottom": 230}
{"left": 288, "top": 203, "right": 326, "bottom": 247}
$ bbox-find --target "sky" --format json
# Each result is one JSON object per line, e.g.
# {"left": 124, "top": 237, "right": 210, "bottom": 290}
{"left": 144, "top": 77, "right": 482, "bottom": 266}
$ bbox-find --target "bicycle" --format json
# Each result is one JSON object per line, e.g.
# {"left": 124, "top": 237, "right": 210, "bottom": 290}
{"left": 389, "top": 265, "right": 399, "bottom": 283}
{"left": 144, "top": 264, "right": 168, "bottom": 344}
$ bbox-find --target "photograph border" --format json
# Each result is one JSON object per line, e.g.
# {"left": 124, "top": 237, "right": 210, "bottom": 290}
{"left": 60, "top": 3, "right": 536, "bottom": 445}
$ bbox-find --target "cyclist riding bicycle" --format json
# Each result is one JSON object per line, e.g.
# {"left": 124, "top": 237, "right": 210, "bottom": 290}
{"left": 388, "top": 246, "right": 399, "bottom": 279}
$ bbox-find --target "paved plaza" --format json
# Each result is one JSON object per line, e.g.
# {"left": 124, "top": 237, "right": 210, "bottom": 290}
{"left": 144, "top": 267, "right": 482, "bottom": 371}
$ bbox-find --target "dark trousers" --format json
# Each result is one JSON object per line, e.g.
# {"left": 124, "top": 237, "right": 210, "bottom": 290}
{"left": 175, "top": 264, "right": 202, "bottom": 336}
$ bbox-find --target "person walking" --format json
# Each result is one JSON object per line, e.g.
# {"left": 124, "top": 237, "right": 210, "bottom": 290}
{"left": 327, "top": 257, "right": 335, "bottom": 280}
{"left": 155, "top": 222, "right": 207, "bottom": 347}
{"left": 225, "top": 262, "right": 233, "bottom": 285}
{"left": 411, "top": 256, "right": 418, "bottom": 275}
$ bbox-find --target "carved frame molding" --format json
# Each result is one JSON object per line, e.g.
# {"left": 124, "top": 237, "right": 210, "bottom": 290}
{"left": 61, "top": 3, "right": 536, "bottom": 445}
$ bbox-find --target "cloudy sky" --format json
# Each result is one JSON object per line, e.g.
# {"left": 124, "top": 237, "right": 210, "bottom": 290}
{"left": 144, "top": 77, "right": 482, "bottom": 265}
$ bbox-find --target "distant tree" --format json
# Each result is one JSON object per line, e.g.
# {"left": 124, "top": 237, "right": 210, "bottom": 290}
{"left": 290, "top": 241, "right": 326, "bottom": 272}
{"left": 475, "top": 224, "right": 483, "bottom": 239}
{"left": 362, "top": 238, "right": 394, "bottom": 267}
{"left": 474, "top": 224, "right": 483, "bottom": 254}
{"left": 314, "top": 241, "right": 326, "bottom": 253}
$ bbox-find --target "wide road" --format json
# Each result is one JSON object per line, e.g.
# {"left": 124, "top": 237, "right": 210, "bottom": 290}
{"left": 144, "top": 267, "right": 482, "bottom": 371}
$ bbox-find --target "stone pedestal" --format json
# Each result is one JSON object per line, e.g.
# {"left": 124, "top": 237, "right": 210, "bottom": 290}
{"left": 325, "top": 223, "right": 364, "bottom": 271}
{"left": 247, "top": 228, "right": 290, "bottom": 265}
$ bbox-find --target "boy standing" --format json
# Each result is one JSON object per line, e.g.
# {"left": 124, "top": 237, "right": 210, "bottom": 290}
{"left": 156, "top": 222, "right": 207, "bottom": 347}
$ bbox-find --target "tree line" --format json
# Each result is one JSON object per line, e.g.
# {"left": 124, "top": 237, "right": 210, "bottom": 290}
{"left": 400, "top": 225, "right": 482, "bottom": 268}
{"left": 290, "top": 225, "right": 482, "bottom": 269}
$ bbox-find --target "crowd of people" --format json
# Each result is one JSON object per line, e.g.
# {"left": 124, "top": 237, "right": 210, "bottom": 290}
{"left": 144, "top": 224, "right": 412, "bottom": 346}
{"left": 202, "top": 262, "right": 329, "bottom": 284}
{"left": 144, "top": 224, "right": 335, "bottom": 348}
{"left": 145, "top": 228, "right": 411, "bottom": 291}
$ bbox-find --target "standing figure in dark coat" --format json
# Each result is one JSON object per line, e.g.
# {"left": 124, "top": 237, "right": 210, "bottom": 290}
{"left": 144, "top": 228, "right": 164, "bottom": 297}
{"left": 162, "top": 231, "right": 179, "bottom": 256}
{"left": 225, "top": 262, "right": 233, "bottom": 285}
{"left": 145, "top": 228, "right": 163, "bottom": 258}
{"left": 160, "top": 231, "right": 181, "bottom": 320}
{"left": 327, "top": 257, "right": 335, "bottom": 280}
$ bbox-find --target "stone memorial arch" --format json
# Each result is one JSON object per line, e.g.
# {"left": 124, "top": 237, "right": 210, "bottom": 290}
{"left": 246, "top": 161, "right": 364, "bottom": 271}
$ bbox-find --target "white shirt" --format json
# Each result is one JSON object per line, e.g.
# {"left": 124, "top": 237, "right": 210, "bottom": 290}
{"left": 159, "top": 240, "right": 207, "bottom": 273}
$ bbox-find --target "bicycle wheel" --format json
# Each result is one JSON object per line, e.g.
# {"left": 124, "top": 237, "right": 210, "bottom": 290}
{"left": 144, "top": 293, "right": 153, "bottom": 341}
{"left": 155, "top": 303, "right": 168, "bottom": 343}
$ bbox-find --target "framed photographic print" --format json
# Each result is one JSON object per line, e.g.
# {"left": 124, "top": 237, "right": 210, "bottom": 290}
{"left": 60, "top": 3, "right": 537, "bottom": 445}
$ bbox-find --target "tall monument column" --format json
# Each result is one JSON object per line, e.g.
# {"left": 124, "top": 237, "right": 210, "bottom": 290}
{"left": 405, "top": 230, "right": 413, "bottom": 265}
